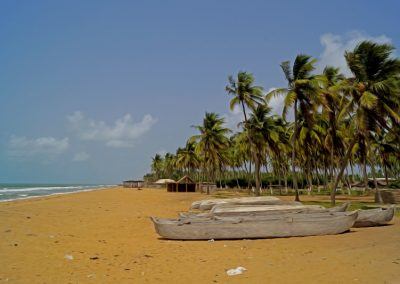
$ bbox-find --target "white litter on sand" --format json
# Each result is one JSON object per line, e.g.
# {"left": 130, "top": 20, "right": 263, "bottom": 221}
{"left": 64, "top": 254, "right": 74, "bottom": 260}
{"left": 208, "top": 239, "right": 215, "bottom": 242}
{"left": 226, "top": 266, "right": 247, "bottom": 276}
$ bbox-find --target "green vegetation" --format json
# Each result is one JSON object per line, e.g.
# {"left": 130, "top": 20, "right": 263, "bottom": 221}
{"left": 146, "top": 41, "right": 400, "bottom": 205}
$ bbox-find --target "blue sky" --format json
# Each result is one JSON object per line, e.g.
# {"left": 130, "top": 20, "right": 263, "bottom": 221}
{"left": 0, "top": 0, "right": 399, "bottom": 184}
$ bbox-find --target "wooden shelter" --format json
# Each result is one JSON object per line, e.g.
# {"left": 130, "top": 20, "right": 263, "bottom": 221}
{"left": 123, "top": 180, "right": 144, "bottom": 189}
{"left": 167, "top": 176, "right": 196, "bottom": 192}
{"left": 381, "top": 189, "right": 400, "bottom": 204}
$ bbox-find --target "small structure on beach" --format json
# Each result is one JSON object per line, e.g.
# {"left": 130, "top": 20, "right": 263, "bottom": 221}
{"left": 167, "top": 176, "right": 196, "bottom": 192}
{"left": 381, "top": 189, "right": 400, "bottom": 204}
{"left": 155, "top": 179, "right": 176, "bottom": 184}
{"left": 123, "top": 180, "right": 144, "bottom": 189}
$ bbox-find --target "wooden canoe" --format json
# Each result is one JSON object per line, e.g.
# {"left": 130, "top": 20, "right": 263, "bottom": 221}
{"left": 353, "top": 206, "right": 395, "bottom": 227}
{"left": 192, "top": 197, "right": 300, "bottom": 211}
{"left": 179, "top": 202, "right": 350, "bottom": 219}
{"left": 191, "top": 196, "right": 282, "bottom": 210}
{"left": 151, "top": 211, "right": 358, "bottom": 240}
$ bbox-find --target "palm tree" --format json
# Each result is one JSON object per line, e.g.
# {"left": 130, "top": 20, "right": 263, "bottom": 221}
{"left": 245, "top": 104, "right": 287, "bottom": 195}
{"left": 151, "top": 154, "right": 164, "bottom": 179}
{"left": 321, "top": 67, "right": 345, "bottom": 177}
{"left": 332, "top": 41, "right": 400, "bottom": 204}
{"left": 226, "top": 71, "right": 264, "bottom": 193}
{"left": 191, "top": 112, "right": 230, "bottom": 194}
{"left": 163, "top": 152, "right": 177, "bottom": 179}
{"left": 176, "top": 140, "right": 200, "bottom": 176}
{"left": 267, "top": 55, "right": 323, "bottom": 201}
{"left": 231, "top": 130, "right": 253, "bottom": 188}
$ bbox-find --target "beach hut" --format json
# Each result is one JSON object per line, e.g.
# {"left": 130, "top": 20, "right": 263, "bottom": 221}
{"left": 167, "top": 176, "right": 196, "bottom": 192}
{"left": 155, "top": 179, "right": 176, "bottom": 184}
{"left": 123, "top": 180, "right": 144, "bottom": 189}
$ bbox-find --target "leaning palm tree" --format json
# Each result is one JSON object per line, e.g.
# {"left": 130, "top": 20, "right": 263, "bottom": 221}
{"left": 191, "top": 112, "right": 231, "bottom": 194}
{"left": 267, "top": 55, "right": 323, "bottom": 201}
{"left": 226, "top": 71, "right": 264, "bottom": 193}
{"left": 332, "top": 41, "right": 400, "bottom": 204}
{"left": 321, "top": 66, "right": 346, "bottom": 180}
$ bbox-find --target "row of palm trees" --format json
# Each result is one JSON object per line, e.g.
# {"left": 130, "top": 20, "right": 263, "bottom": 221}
{"left": 148, "top": 41, "right": 400, "bottom": 204}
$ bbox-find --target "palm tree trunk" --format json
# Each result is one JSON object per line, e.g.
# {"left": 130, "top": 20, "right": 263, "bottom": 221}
{"left": 292, "top": 100, "right": 300, "bottom": 201}
{"left": 383, "top": 163, "right": 389, "bottom": 186}
{"left": 323, "top": 163, "right": 327, "bottom": 193}
{"left": 330, "top": 138, "right": 357, "bottom": 205}
{"left": 369, "top": 151, "right": 382, "bottom": 203}
{"left": 381, "top": 152, "right": 389, "bottom": 186}
{"left": 330, "top": 142, "right": 335, "bottom": 182}
{"left": 306, "top": 158, "right": 312, "bottom": 195}
{"left": 254, "top": 154, "right": 261, "bottom": 196}
{"left": 350, "top": 159, "right": 355, "bottom": 183}
{"left": 362, "top": 155, "right": 368, "bottom": 193}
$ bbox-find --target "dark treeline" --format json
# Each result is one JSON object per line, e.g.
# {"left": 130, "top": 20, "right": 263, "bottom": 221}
{"left": 146, "top": 41, "right": 400, "bottom": 205}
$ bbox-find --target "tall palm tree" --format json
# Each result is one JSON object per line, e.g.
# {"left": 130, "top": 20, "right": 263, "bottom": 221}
{"left": 332, "top": 41, "right": 400, "bottom": 204}
{"left": 245, "top": 104, "right": 286, "bottom": 195}
{"left": 176, "top": 140, "right": 200, "bottom": 176}
{"left": 191, "top": 112, "right": 230, "bottom": 194}
{"left": 321, "top": 67, "right": 345, "bottom": 176}
{"left": 151, "top": 154, "right": 164, "bottom": 180}
{"left": 226, "top": 71, "right": 264, "bottom": 193}
{"left": 267, "top": 55, "right": 323, "bottom": 201}
{"left": 163, "top": 152, "right": 177, "bottom": 179}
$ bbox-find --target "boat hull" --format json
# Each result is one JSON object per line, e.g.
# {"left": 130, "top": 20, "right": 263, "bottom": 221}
{"left": 190, "top": 196, "right": 283, "bottom": 211}
{"left": 179, "top": 202, "right": 350, "bottom": 219}
{"left": 151, "top": 211, "right": 358, "bottom": 240}
{"left": 353, "top": 206, "right": 395, "bottom": 227}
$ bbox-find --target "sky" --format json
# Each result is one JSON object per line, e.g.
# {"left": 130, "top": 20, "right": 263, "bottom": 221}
{"left": 0, "top": 0, "right": 399, "bottom": 184}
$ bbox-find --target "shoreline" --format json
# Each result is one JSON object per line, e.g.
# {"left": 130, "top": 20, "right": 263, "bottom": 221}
{"left": 0, "top": 185, "right": 118, "bottom": 203}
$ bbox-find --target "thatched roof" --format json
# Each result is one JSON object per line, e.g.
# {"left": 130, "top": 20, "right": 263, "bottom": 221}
{"left": 155, "top": 179, "right": 176, "bottom": 184}
{"left": 176, "top": 175, "right": 195, "bottom": 184}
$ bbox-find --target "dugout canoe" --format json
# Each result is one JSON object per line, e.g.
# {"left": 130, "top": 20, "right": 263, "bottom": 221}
{"left": 151, "top": 211, "right": 358, "bottom": 240}
{"left": 353, "top": 206, "right": 395, "bottom": 227}
{"left": 192, "top": 196, "right": 299, "bottom": 211}
{"left": 179, "top": 202, "right": 350, "bottom": 219}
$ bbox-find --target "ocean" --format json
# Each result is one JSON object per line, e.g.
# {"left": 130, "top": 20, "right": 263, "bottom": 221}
{"left": 0, "top": 183, "right": 116, "bottom": 202}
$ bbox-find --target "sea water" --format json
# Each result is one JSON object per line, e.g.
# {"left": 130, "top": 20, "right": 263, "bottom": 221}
{"left": 0, "top": 183, "right": 116, "bottom": 202}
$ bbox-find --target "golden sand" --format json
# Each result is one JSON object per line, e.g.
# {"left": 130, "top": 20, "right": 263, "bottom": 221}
{"left": 0, "top": 188, "right": 399, "bottom": 283}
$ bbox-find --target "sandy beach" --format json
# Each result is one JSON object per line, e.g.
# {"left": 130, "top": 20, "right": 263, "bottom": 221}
{"left": 0, "top": 187, "right": 399, "bottom": 283}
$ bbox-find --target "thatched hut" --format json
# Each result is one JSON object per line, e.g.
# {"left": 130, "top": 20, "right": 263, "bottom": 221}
{"left": 167, "top": 176, "right": 196, "bottom": 192}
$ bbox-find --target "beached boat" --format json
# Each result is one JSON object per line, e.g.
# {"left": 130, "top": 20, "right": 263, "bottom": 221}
{"left": 151, "top": 211, "right": 358, "bottom": 240}
{"left": 179, "top": 202, "right": 350, "bottom": 219}
{"left": 353, "top": 206, "right": 395, "bottom": 227}
{"left": 191, "top": 196, "right": 297, "bottom": 211}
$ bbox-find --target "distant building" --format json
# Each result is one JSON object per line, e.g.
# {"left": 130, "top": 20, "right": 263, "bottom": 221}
{"left": 123, "top": 180, "right": 144, "bottom": 188}
{"left": 167, "top": 175, "right": 196, "bottom": 192}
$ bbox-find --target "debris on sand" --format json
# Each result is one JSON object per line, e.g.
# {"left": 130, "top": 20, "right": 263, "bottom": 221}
{"left": 64, "top": 254, "right": 74, "bottom": 260}
{"left": 226, "top": 267, "right": 246, "bottom": 276}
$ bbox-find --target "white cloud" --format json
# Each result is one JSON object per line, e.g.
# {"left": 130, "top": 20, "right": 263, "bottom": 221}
{"left": 223, "top": 106, "right": 244, "bottom": 131}
{"left": 317, "top": 31, "right": 392, "bottom": 76}
{"left": 8, "top": 136, "right": 69, "bottom": 159}
{"left": 156, "top": 149, "right": 167, "bottom": 157}
{"left": 266, "top": 87, "right": 284, "bottom": 115}
{"left": 72, "top": 151, "right": 90, "bottom": 162}
{"left": 67, "top": 112, "right": 157, "bottom": 148}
